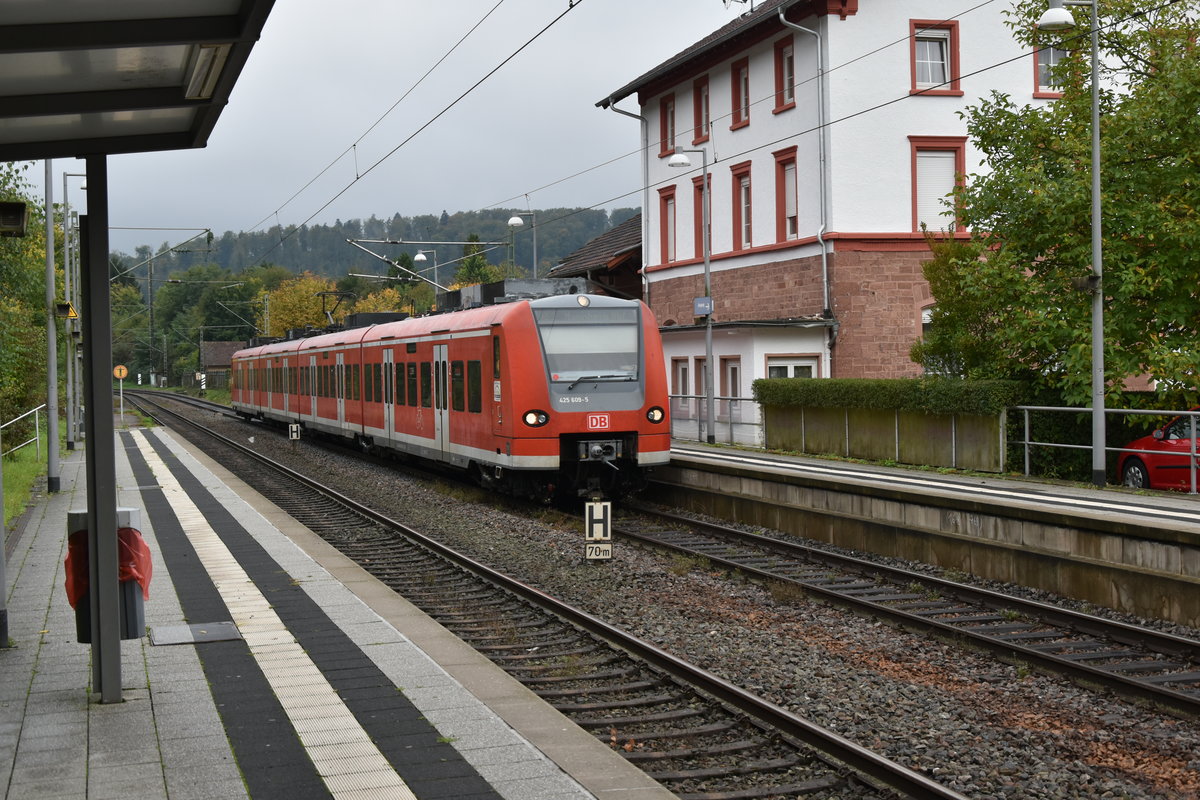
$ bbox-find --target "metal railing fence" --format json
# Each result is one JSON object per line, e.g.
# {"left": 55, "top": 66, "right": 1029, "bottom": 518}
{"left": 669, "top": 394, "right": 764, "bottom": 447}
{"left": 1015, "top": 405, "right": 1199, "bottom": 493}
{"left": 1, "top": 404, "right": 47, "bottom": 459}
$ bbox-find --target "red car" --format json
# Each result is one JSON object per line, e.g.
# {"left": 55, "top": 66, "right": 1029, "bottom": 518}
{"left": 1117, "top": 412, "right": 1200, "bottom": 491}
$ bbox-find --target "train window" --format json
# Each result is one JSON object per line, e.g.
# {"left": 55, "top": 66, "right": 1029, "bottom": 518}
{"left": 373, "top": 363, "right": 383, "bottom": 403}
{"left": 451, "top": 361, "right": 465, "bottom": 412}
{"left": 420, "top": 362, "right": 432, "bottom": 408}
{"left": 364, "top": 362, "right": 374, "bottom": 402}
{"left": 533, "top": 307, "right": 640, "bottom": 382}
{"left": 407, "top": 362, "right": 418, "bottom": 406}
{"left": 290, "top": 367, "right": 296, "bottom": 395}
{"left": 468, "top": 360, "right": 482, "bottom": 413}
{"left": 492, "top": 336, "right": 500, "bottom": 379}
{"left": 406, "top": 342, "right": 417, "bottom": 354}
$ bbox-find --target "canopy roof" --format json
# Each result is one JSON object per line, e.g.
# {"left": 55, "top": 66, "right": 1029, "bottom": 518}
{"left": 0, "top": 0, "right": 274, "bottom": 161}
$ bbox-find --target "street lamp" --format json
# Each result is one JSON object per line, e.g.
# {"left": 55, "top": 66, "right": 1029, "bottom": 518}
{"left": 1038, "top": 0, "right": 1105, "bottom": 486}
{"left": 507, "top": 212, "right": 538, "bottom": 278}
{"left": 413, "top": 249, "right": 438, "bottom": 289}
{"left": 668, "top": 148, "right": 715, "bottom": 445}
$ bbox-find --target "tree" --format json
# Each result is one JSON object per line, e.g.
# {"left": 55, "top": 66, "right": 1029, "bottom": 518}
{"left": 261, "top": 272, "right": 347, "bottom": 336}
{"left": 0, "top": 162, "right": 49, "bottom": 431}
{"left": 110, "top": 283, "right": 149, "bottom": 371}
{"left": 917, "top": 1, "right": 1200, "bottom": 405}
{"left": 351, "top": 287, "right": 405, "bottom": 314}
{"left": 455, "top": 234, "right": 503, "bottom": 286}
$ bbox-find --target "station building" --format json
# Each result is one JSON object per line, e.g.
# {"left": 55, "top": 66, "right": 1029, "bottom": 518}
{"left": 593, "top": 0, "right": 1062, "bottom": 417}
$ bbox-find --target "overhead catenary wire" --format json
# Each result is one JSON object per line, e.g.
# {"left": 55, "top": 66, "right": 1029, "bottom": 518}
{"left": 487, "top": 0, "right": 1186, "bottom": 244}
{"left": 245, "top": 0, "right": 509, "bottom": 236}
{"left": 248, "top": 1, "right": 586, "bottom": 267}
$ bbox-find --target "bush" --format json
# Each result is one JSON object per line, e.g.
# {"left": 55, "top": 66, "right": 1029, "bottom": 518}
{"left": 752, "top": 377, "right": 1027, "bottom": 417}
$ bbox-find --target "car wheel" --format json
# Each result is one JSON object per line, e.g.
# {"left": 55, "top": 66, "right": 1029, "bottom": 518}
{"left": 1122, "top": 458, "right": 1150, "bottom": 489}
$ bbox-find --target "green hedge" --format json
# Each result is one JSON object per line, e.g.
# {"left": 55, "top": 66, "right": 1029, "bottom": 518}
{"left": 752, "top": 378, "right": 1027, "bottom": 417}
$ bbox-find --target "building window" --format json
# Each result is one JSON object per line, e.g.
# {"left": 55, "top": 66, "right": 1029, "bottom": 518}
{"left": 692, "top": 173, "right": 710, "bottom": 260}
{"left": 731, "top": 57, "right": 750, "bottom": 129}
{"left": 659, "top": 94, "right": 675, "bottom": 157}
{"left": 766, "top": 356, "right": 817, "bottom": 378}
{"left": 774, "top": 37, "right": 796, "bottom": 113}
{"left": 693, "top": 76, "right": 710, "bottom": 143}
{"left": 721, "top": 357, "right": 742, "bottom": 420}
{"left": 909, "top": 136, "right": 967, "bottom": 232}
{"left": 731, "top": 161, "right": 752, "bottom": 250}
{"left": 1035, "top": 45, "right": 1067, "bottom": 97}
{"left": 672, "top": 358, "right": 690, "bottom": 415}
{"left": 659, "top": 186, "right": 677, "bottom": 263}
{"left": 774, "top": 147, "right": 798, "bottom": 242}
{"left": 910, "top": 20, "right": 962, "bottom": 95}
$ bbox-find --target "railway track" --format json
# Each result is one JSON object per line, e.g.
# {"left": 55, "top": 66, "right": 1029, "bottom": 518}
{"left": 136, "top": 392, "right": 1200, "bottom": 719}
{"left": 128, "top": 391, "right": 967, "bottom": 799}
{"left": 617, "top": 505, "right": 1200, "bottom": 718}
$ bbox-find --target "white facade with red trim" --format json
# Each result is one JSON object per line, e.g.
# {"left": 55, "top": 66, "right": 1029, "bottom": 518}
{"left": 602, "top": 0, "right": 1056, "bottom": 426}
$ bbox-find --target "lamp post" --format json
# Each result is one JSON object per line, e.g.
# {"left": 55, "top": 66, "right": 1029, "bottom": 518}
{"left": 507, "top": 212, "right": 537, "bottom": 278}
{"left": 668, "top": 148, "right": 715, "bottom": 445}
{"left": 414, "top": 249, "right": 438, "bottom": 289}
{"left": 1038, "top": 0, "right": 1104, "bottom": 486}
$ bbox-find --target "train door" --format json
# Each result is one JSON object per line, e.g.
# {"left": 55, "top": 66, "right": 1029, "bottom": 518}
{"left": 306, "top": 355, "right": 316, "bottom": 421}
{"left": 382, "top": 348, "right": 395, "bottom": 441}
{"left": 282, "top": 359, "right": 290, "bottom": 415}
{"left": 433, "top": 343, "right": 449, "bottom": 455}
{"left": 336, "top": 351, "right": 346, "bottom": 424}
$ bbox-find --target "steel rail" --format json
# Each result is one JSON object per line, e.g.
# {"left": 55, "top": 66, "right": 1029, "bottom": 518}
{"left": 129, "top": 391, "right": 969, "bottom": 800}
{"left": 622, "top": 505, "right": 1200, "bottom": 718}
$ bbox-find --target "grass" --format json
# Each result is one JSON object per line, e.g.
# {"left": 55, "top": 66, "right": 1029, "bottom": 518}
{"left": 3, "top": 439, "right": 48, "bottom": 531}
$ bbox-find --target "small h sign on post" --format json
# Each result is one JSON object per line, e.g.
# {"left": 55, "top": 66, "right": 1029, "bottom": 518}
{"left": 584, "top": 501, "right": 612, "bottom": 561}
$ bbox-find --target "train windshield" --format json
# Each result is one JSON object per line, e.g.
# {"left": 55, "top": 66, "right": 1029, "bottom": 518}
{"left": 533, "top": 307, "right": 640, "bottom": 383}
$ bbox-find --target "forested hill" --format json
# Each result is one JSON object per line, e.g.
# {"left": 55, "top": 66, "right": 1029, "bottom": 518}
{"left": 115, "top": 206, "right": 639, "bottom": 279}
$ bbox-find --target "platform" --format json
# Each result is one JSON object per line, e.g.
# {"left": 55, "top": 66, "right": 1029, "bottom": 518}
{"left": 1, "top": 423, "right": 673, "bottom": 800}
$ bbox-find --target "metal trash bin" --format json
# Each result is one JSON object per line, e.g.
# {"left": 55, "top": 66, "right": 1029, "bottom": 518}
{"left": 65, "top": 508, "right": 152, "bottom": 642}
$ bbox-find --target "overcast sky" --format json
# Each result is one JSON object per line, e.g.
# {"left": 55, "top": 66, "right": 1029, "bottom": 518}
{"left": 39, "top": 0, "right": 747, "bottom": 255}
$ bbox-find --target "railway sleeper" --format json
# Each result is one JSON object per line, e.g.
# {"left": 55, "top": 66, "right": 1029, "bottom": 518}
{"left": 673, "top": 775, "right": 844, "bottom": 799}
{"left": 473, "top": 636, "right": 583, "bottom": 652}
{"left": 553, "top": 692, "right": 681, "bottom": 713}
{"left": 649, "top": 755, "right": 804, "bottom": 781}
{"left": 490, "top": 644, "right": 598, "bottom": 662}
{"left": 521, "top": 666, "right": 642, "bottom": 685}
{"left": 572, "top": 706, "right": 707, "bottom": 728}
{"left": 535, "top": 679, "right": 664, "bottom": 698}
{"left": 622, "top": 738, "right": 766, "bottom": 762}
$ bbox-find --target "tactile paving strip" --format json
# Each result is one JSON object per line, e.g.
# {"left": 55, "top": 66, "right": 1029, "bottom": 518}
{"left": 133, "top": 430, "right": 417, "bottom": 800}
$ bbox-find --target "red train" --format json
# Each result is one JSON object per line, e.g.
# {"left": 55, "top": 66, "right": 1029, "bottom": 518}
{"left": 230, "top": 293, "right": 671, "bottom": 500}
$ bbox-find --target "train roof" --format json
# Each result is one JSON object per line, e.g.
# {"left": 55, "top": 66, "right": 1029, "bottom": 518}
{"left": 233, "top": 294, "right": 642, "bottom": 360}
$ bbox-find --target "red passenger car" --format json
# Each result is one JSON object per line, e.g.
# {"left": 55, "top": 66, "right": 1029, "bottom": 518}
{"left": 231, "top": 294, "right": 671, "bottom": 499}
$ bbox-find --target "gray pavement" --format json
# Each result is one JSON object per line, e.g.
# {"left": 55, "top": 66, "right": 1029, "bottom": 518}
{"left": 1, "top": 423, "right": 671, "bottom": 800}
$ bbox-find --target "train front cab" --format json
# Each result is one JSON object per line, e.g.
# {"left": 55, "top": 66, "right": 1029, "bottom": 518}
{"left": 495, "top": 294, "right": 671, "bottom": 498}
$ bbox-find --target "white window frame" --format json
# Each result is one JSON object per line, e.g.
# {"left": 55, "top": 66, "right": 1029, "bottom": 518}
{"left": 915, "top": 29, "right": 950, "bottom": 89}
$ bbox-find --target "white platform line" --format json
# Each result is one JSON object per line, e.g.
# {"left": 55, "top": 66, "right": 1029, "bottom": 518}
{"left": 132, "top": 430, "right": 417, "bottom": 800}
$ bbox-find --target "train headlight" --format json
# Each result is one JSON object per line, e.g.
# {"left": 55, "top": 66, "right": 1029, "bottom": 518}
{"left": 646, "top": 406, "right": 665, "bottom": 424}
{"left": 523, "top": 410, "right": 550, "bottom": 427}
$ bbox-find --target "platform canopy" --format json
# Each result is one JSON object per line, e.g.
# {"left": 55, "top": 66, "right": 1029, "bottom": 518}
{"left": 0, "top": 0, "right": 275, "bottom": 161}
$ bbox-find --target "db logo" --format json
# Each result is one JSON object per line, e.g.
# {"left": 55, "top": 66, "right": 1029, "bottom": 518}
{"left": 587, "top": 413, "right": 610, "bottom": 430}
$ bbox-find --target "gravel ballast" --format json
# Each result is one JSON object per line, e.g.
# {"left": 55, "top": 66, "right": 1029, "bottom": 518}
{"left": 181, "top": 405, "right": 1200, "bottom": 800}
